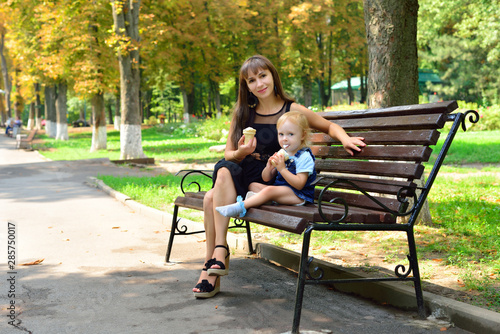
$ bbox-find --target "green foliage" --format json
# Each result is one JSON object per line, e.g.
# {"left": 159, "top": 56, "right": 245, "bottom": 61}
{"left": 196, "top": 115, "right": 231, "bottom": 142}
{"left": 147, "top": 116, "right": 158, "bottom": 126}
{"left": 153, "top": 116, "right": 231, "bottom": 142}
{"left": 418, "top": 0, "right": 500, "bottom": 105}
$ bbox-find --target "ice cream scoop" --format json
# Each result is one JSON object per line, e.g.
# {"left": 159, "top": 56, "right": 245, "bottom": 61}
{"left": 243, "top": 127, "right": 256, "bottom": 145}
{"left": 271, "top": 149, "right": 289, "bottom": 166}
{"left": 277, "top": 148, "right": 289, "bottom": 161}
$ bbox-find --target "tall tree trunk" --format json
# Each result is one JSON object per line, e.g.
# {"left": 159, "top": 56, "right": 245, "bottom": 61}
{"left": 347, "top": 77, "right": 354, "bottom": 105}
{"left": 14, "top": 69, "right": 23, "bottom": 119}
{"left": 360, "top": 73, "right": 367, "bottom": 104}
{"left": 90, "top": 91, "right": 107, "bottom": 151}
{"left": 214, "top": 82, "right": 221, "bottom": 118}
{"left": 364, "top": 0, "right": 431, "bottom": 224}
{"left": 55, "top": 82, "right": 69, "bottom": 140}
{"left": 114, "top": 92, "right": 120, "bottom": 130}
{"left": 112, "top": 0, "right": 144, "bottom": 159}
{"left": 364, "top": 0, "right": 419, "bottom": 107}
{"left": 0, "top": 92, "right": 5, "bottom": 125}
{"left": 35, "top": 83, "right": 42, "bottom": 130}
{"left": 0, "top": 31, "right": 12, "bottom": 120}
{"left": 45, "top": 85, "right": 57, "bottom": 138}
{"left": 107, "top": 103, "right": 113, "bottom": 125}
{"left": 28, "top": 102, "right": 35, "bottom": 129}
{"left": 181, "top": 86, "right": 195, "bottom": 124}
{"left": 302, "top": 75, "right": 312, "bottom": 108}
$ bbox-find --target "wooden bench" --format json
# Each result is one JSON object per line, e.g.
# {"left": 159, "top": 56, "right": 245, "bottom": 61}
{"left": 16, "top": 129, "right": 37, "bottom": 150}
{"left": 165, "top": 101, "right": 478, "bottom": 333}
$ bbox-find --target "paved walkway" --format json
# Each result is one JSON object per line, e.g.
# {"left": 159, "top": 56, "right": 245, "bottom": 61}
{"left": 0, "top": 134, "right": 474, "bottom": 334}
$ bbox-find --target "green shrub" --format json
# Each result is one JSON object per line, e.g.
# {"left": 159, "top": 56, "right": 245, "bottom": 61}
{"left": 152, "top": 115, "right": 231, "bottom": 142}
{"left": 197, "top": 115, "right": 231, "bottom": 142}
{"left": 147, "top": 116, "right": 158, "bottom": 126}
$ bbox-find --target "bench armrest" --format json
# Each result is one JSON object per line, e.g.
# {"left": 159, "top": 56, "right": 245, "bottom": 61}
{"left": 175, "top": 169, "right": 214, "bottom": 194}
{"left": 315, "top": 177, "right": 419, "bottom": 225}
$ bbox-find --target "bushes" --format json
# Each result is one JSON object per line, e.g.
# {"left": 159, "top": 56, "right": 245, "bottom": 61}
{"left": 151, "top": 115, "right": 231, "bottom": 142}
{"left": 446, "top": 101, "right": 500, "bottom": 132}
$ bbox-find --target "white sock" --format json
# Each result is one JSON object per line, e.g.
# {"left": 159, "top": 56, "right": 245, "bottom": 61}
{"left": 216, "top": 196, "right": 246, "bottom": 217}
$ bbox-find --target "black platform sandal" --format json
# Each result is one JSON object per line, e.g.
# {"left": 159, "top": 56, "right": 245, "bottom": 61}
{"left": 193, "top": 260, "right": 214, "bottom": 291}
{"left": 207, "top": 245, "right": 230, "bottom": 277}
{"left": 193, "top": 276, "right": 220, "bottom": 299}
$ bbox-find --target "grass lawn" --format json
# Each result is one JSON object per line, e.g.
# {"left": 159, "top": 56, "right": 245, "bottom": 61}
{"left": 34, "top": 125, "right": 500, "bottom": 311}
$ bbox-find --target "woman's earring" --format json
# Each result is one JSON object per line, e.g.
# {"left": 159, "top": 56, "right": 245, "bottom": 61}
{"left": 248, "top": 92, "right": 258, "bottom": 108}
{"left": 274, "top": 85, "right": 278, "bottom": 96}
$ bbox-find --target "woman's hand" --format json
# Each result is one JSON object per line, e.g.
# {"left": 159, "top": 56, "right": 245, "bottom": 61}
{"left": 232, "top": 135, "right": 257, "bottom": 161}
{"left": 341, "top": 136, "right": 366, "bottom": 156}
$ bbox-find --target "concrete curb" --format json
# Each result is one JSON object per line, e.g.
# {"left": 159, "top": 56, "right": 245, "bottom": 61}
{"left": 257, "top": 243, "right": 500, "bottom": 334}
{"left": 88, "top": 176, "right": 500, "bottom": 334}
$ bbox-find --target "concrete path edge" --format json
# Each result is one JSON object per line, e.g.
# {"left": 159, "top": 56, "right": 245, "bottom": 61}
{"left": 87, "top": 176, "right": 500, "bottom": 334}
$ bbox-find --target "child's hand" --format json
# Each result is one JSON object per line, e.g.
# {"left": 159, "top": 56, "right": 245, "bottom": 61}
{"left": 269, "top": 153, "right": 286, "bottom": 171}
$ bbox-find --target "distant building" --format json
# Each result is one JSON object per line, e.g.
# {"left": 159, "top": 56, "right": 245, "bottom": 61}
{"left": 331, "top": 70, "right": 442, "bottom": 105}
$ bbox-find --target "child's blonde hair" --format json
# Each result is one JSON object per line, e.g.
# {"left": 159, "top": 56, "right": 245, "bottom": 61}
{"left": 276, "top": 111, "right": 311, "bottom": 148}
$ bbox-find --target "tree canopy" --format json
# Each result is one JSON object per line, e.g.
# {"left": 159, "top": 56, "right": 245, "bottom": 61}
{"left": 0, "top": 0, "right": 498, "bottom": 124}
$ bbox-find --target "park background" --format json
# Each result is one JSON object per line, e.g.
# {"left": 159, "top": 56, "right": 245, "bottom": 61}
{"left": 1, "top": 0, "right": 499, "bottom": 315}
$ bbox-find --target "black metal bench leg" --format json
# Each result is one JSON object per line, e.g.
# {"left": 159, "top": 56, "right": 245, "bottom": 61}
{"left": 244, "top": 220, "right": 254, "bottom": 254}
{"left": 407, "top": 229, "right": 426, "bottom": 318}
{"left": 165, "top": 205, "right": 179, "bottom": 263}
{"left": 292, "top": 227, "right": 313, "bottom": 334}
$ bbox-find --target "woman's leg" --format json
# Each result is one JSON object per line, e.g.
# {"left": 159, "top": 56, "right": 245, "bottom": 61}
{"left": 193, "top": 168, "right": 236, "bottom": 291}
{"left": 209, "top": 167, "right": 237, "bottom": 270}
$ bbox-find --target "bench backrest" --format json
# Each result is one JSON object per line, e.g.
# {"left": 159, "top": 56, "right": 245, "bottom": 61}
{"left": 310, "top": 101, "right": 460, "bottom": 218}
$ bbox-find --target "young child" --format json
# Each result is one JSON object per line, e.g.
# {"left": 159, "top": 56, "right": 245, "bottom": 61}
{"left": 216, "top": 111, "right": 316, "bottom": 218}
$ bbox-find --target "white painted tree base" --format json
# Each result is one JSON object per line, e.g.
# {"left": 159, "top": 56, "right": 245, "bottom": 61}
{"left": 114, "top": 116, "right": 121, "bottom": 131}
{"left": 56, "top": 123, "right": 68, "bottom": 140}
{"left": 90, "top": 125, "right": 107, "bottom": 152}
{"left": 46, "top": 121, "right": 57, "bottom": 138}
{"left": 35, "top": 118, "right": 42, "bottom": 130}
{"left": 120, "top": 124, "right": 145, "bottom": 159}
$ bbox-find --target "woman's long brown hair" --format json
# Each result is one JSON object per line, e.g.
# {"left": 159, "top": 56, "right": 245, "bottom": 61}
{"left": 229, "top": 55, "right": 294, "bottom": 148}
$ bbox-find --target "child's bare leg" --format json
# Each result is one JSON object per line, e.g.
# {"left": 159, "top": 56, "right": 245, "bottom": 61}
{"left": 246, "top": 186, "right": 303, "bottom": 207}
{"left": 216, "top": 186, "right": 302, "bottom": 217}
{"left": 248, "top": 182, "right": 266, "bottom": 193}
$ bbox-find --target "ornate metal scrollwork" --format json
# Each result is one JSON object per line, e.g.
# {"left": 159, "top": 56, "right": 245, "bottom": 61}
{"left": 305, "top": 256, "right": 324, "bottom": 280}
{"left": 395, "top": 255, "right": 413, "bottom": 278}
{"left": 316, "top": 178, "right": 419, "bottom": 225}
{"left": 232, "top": 218, "right": 247, "bottom": 228}
{"left": 174, "top": 218, "right": 189, "bottom": 234}
{"left": 178, "top": 170, "right": 213, "bottom": 194}
{"left": 461, "top": 110, "right": 480, "bottom": 132}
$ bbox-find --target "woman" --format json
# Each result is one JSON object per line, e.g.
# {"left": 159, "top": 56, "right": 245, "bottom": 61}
{"left": 193, "top": 55, "right": 365, "bottom": 298}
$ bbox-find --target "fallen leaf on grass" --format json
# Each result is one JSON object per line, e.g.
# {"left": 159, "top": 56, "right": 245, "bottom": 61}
{"left": 21, "top": 259, "right": 45, "bottom": 266}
